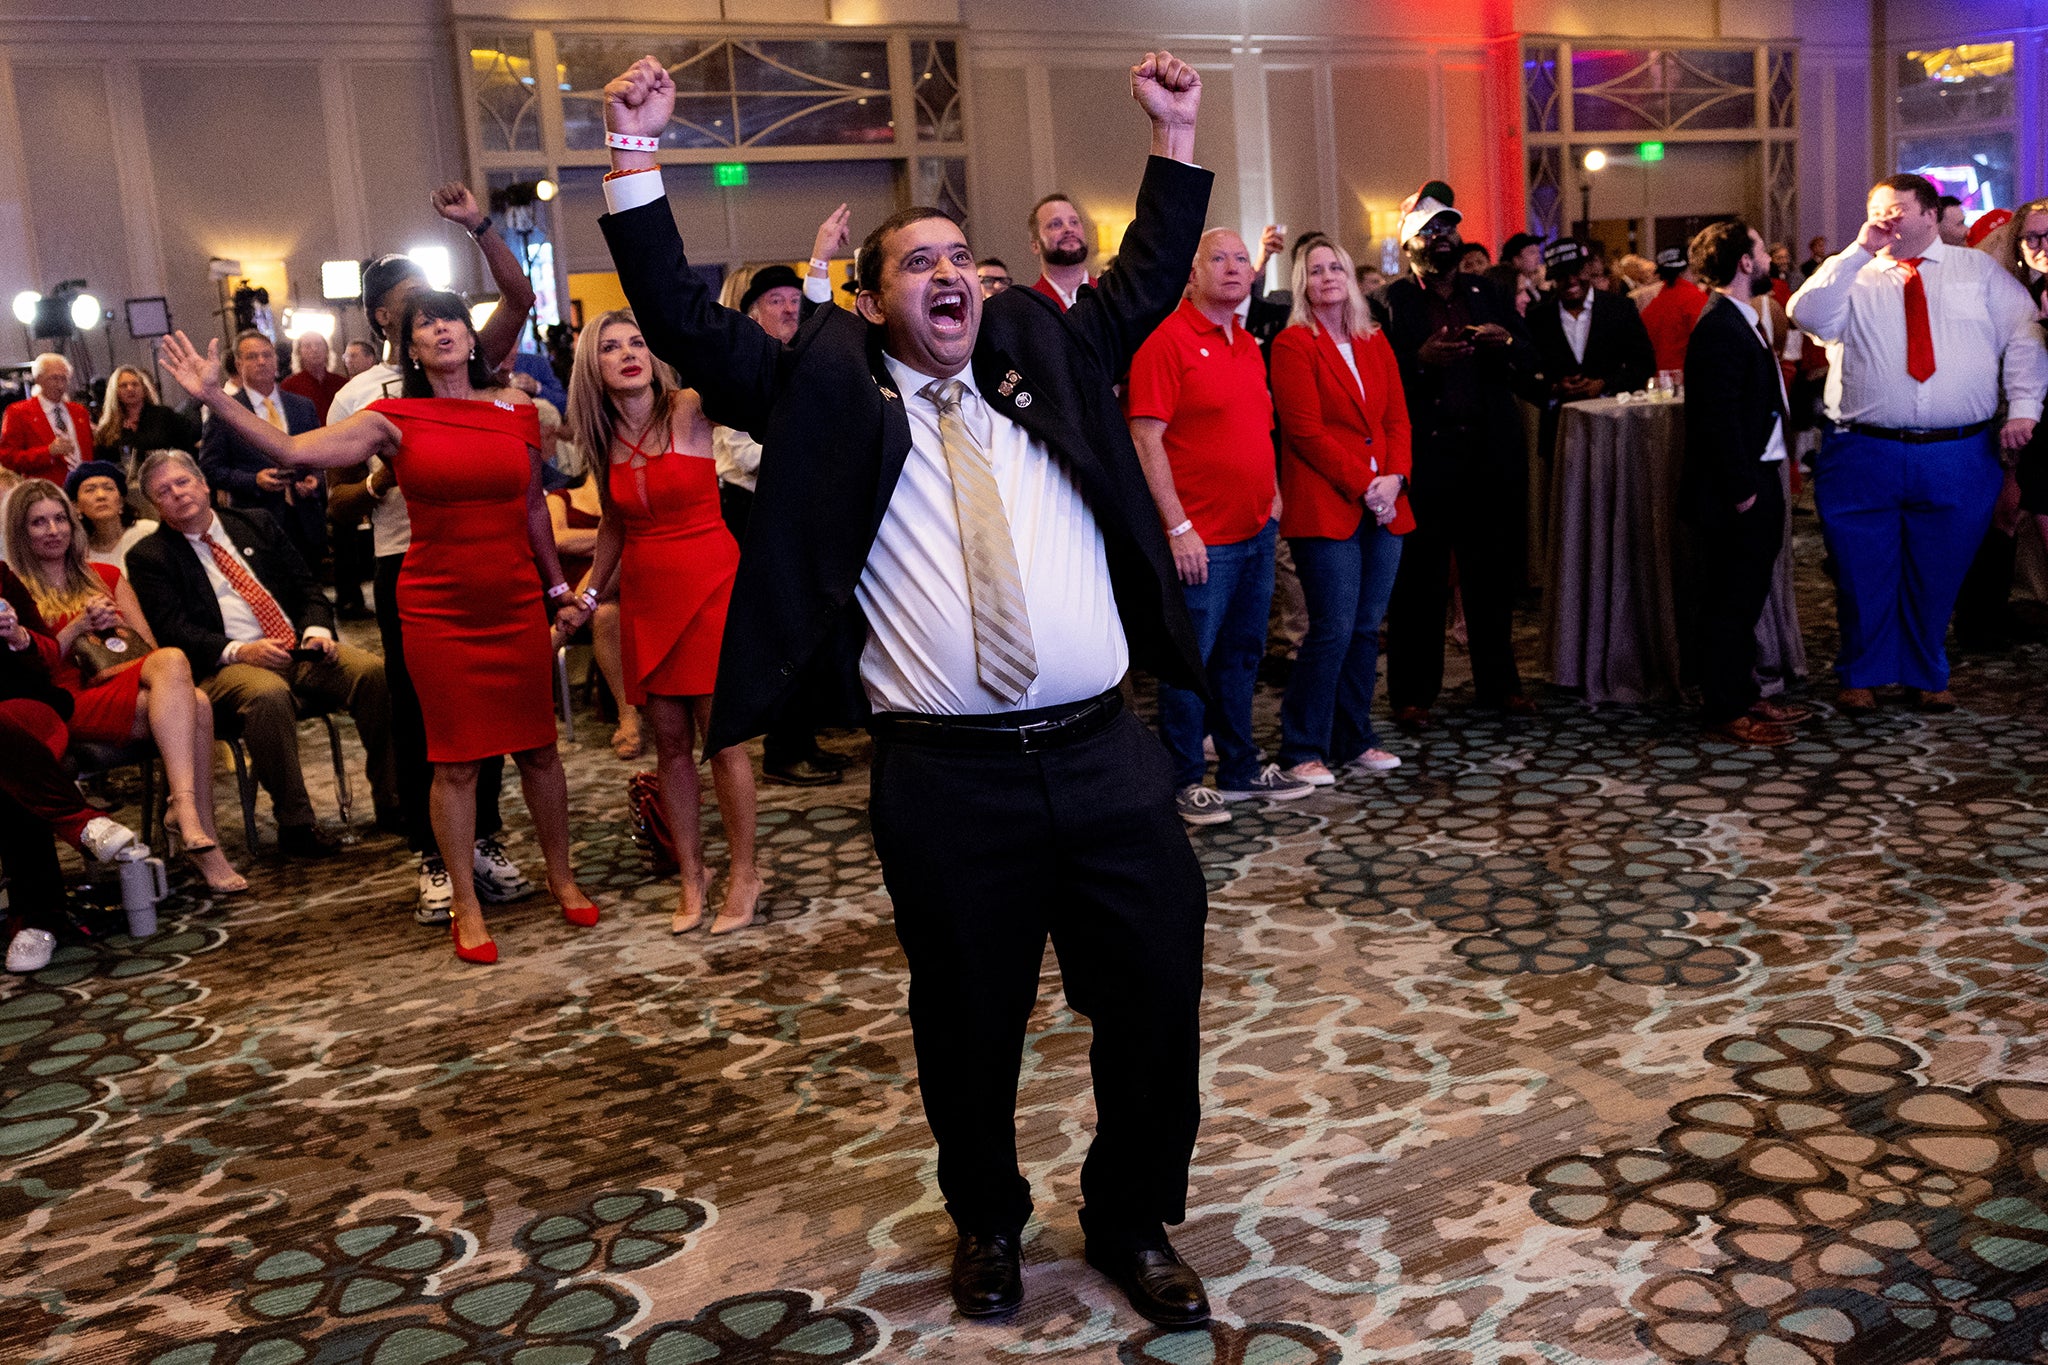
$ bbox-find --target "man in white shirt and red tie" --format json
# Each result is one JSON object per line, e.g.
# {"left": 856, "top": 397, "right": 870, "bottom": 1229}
{"left": 1789, "top": 173, "right": 2048, "bottom": 713}
{"left": 126, "top": 450, "right": 396, "bottom": 859}
{"left": 1026, "top": 194, "right": 1095, "bottom": 311}
{"left": 0, "top": 353, "right": 93, "bottom": 484}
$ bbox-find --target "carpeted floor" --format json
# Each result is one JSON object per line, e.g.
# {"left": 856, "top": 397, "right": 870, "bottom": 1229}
{"left": 5, "top": 522, "right": 2048, "bottom": 1365}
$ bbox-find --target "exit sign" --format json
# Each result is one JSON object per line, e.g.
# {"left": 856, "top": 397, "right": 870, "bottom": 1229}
{"left": 1638, "top": 141, "right": 1666, "bottom": 162}
{"left": 714, "top": 162, "right": 748, "bottom": 187}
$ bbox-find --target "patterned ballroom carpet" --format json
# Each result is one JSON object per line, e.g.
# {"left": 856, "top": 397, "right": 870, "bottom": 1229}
{"left": 5, "top": 530, "right": 2048, "bottom": 1365}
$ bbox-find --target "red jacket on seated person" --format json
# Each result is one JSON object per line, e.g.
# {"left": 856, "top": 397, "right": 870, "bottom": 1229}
{"left": 1, "top": 395, "right": 95, "bottom": 484}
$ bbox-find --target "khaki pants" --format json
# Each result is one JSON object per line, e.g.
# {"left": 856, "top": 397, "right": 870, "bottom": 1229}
{"left": 203, "top": 644, "right": 397, "bottom": 830}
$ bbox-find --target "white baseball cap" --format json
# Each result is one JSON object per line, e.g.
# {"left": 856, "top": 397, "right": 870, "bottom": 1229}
{"left": 1400, "top": 196, "right": 1463, "bottom": 245}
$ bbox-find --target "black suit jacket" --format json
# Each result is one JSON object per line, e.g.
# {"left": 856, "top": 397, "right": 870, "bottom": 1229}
{"left": 1370, "top": 271, "right": 1541, "bottom": 507}
{"left": 1527, "top": 291, "right": 1656, "bottom": 399}
{"left": 603, "top": 156, "right": 1212, "bottom": 753}
{"left": 125, "top": 507, "right": 335, "bottom": 681}
{"left": 1681, "top": 294, "right": 1789, "bottom": 525}
{"left": 198, "top": 388, "right": 325, "bottom": 544}
{"left": 0, "top": 565, "right": 72, "bottom": 718}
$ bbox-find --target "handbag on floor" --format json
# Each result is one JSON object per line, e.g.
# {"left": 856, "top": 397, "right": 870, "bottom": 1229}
{"left": 628, "top": 771, "right": 679, "bottom": 877}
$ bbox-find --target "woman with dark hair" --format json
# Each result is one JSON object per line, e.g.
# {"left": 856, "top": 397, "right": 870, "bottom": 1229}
{"left": 1985, "top": 197, "right": 2048, "bottom": 545}
{"left": 557, "top": 309, "right": 761, "bottom": 934}
{"left": 65, "top": 461, "right": 158, "bottom": 571}
{"left": 157, "top": 292, "right": 597, "bottom": 964}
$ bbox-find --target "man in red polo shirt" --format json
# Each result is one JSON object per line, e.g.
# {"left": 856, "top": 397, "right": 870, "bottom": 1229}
{"left": 1027, "top": 194, "right": 1095, "bottom": 311}
{"left": 1640, "top": 245, "right": 1709, "bottom": 375}
{"left": 1128, "top": 227, "right": 1315, "bottom": 825}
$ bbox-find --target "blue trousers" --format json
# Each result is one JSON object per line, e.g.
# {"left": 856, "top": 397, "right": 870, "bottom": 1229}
{"left": 1157, "top": 520, "right": 1276, "bottom": 790}
{"left": 1279, "top": 520, "right": 1404, "bottom": 766}
{"left": 1813, "top": 428, "right": 2002, "bottom": 691}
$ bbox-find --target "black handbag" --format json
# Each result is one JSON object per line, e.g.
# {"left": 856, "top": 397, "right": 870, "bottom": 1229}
{"left": 68, "top": 627, "right": 151, "bottom": 688}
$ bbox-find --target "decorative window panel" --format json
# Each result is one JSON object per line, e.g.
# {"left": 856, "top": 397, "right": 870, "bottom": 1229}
{"left": 1524, "top": 46, "right": 1560, "bottom": 134}
{"left": 1896, "top": 45, "right": 2015, "bottom": 129}
{"left": 1571, "top": 48, "right": 1756, "bottom": 133}
{"left": 913, "top": 40, "right": 962, "bottom": 143}
{"left": 471, "top": 34, "right": 541, "bottom": 153}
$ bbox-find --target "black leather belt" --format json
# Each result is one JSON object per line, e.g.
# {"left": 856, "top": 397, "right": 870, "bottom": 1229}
{"left": 869, "top": 690, "right": 1122, "bottom": 754}
{"left": 1840, "top": 418, "right": 1994, "bottom": 444}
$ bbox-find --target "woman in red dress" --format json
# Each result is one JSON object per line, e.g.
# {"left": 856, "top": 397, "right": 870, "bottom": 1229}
{"left": 559, "top": 310, "right": 760, "bottom": 935}
{"left": 158, "top": 295, "right": 596, "bottom": 963}
{"left": 3, "top": 479, "right": 246, "bottom": 894}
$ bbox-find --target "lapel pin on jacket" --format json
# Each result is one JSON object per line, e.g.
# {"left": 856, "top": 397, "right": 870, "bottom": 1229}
{"left": 997, "top": 370, "right": 1021, "bottom": 397}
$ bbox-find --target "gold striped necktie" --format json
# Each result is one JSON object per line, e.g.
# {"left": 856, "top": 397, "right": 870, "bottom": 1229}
{"left": 921, "top": 378, "right": 1038, "bottom": 704}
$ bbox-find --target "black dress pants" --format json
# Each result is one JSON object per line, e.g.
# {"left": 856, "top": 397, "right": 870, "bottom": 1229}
{"left": 869, "top": 708, "right": 1208, "bottom": 1245}
{"left": 1386, "top": 473, "right": 1526, "bottom": 710}
{"left": 0, "top": 789, "right": 65, "bottom": 936}
{"left": 374, "top": 554, "right": 503, "bottom": 856}
{"left": 1695, "top": 472, "right": 1786, "bottom": 724}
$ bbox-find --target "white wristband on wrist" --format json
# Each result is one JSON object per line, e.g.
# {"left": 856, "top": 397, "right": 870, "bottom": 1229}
{"left": 546, "top": 582, "right": 571, "bottom": 599}
{"left": 605, "top": 131, "right": 660, "bottom": 152}
{"left": 1167, "top": 519, "right": 1194, "bottom": 538}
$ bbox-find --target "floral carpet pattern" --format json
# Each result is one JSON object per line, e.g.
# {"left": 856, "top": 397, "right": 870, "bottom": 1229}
{"left": 5, "top": 549, "right": 2048, "bottom": 1363}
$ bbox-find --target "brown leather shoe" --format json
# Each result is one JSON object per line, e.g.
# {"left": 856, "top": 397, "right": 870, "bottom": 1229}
{"left": 1836, "top": 687, "right": 1878, "bottom": 715}
{"left": 1392, "top": 706, "right": 1432, "bottom": 733}
{"left": 1707, "top": 715, "right": 1795, "bottom": 747}
{"left": 1750, "top": 698, "right": 1813, "bottom": 724}
{"left": 1913, "top": 689, "right": 1957, "bottom": 713}
{"left": 1501, "top": 694, "right": 1540, "bottom": 716}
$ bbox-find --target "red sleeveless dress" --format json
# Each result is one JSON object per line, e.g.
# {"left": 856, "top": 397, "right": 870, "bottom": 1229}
{"left": 370, "top": 397, "right": 557, "bottom": 762}
{"left": 44, "top": 561, "right": 145, "bottom": 744}
{"left": 608, "top": 436, "right": 738, "bottom": 704}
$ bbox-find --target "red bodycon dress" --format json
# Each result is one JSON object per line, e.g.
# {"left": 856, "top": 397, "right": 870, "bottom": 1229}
{"left": 608, "top": 438, "right": 738, "bottom": 705}
{"left": 370, "top": 397, "right": 557, "bottom": 763}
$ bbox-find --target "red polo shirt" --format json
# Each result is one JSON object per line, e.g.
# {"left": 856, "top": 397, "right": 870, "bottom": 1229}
{"left": 1125, "top": 299, "right": 1276, "bottom": 545}
{"left": 1641, "top": 276, "right": 1709, "bottom": 375}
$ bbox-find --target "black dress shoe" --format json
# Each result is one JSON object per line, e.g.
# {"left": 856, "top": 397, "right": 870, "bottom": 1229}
{"left": 1085, "top": 1239, "right": 1209, "bottom": 1328}
{"left": 949, "top": 1231, "right": 1022, "bottom": 1318}
{"left": 763, "top": 757, "right": 843, "bottom": 787}
{"left": 807, "top": 748, "right": 851, "bottom": 771}
{"left": 277, "top": 824, "right": 341, "bottom": 859}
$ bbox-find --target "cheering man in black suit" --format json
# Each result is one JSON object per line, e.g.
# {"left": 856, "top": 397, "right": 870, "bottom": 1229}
{"left": 599, "top": 53, "right": 1214, "bottom": 1328}
{"left": 1681, "top": 220, "right": 1809, "bottom": 747}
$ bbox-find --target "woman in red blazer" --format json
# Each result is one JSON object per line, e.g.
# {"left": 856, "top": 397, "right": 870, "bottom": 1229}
{"left": 1272, "top": 240, "right": 1414, "bottom": 784}
{"left": 1, "top": 355, "right": 94, "bottom": 484}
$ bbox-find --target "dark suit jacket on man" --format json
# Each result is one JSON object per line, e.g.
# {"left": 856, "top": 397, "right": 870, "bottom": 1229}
{"left": 602, "top": 156, "right": 1212, "bottom": 754}
{"left": 198, "top": 388, "right": 325, "bottom": 554}
{"left": 1680, "top": 294, "right": 1788, "bottom": 525}
{"left": 125, "top": 507, "right": 335, "bottom": 682}
{"left": 1527, "top": 291, "right": 1656, "bottom": 399}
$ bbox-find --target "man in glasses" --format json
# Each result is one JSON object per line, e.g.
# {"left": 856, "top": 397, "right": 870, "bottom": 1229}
{"left": 1789, "top": 173, "right": 2047, "bottom": 713}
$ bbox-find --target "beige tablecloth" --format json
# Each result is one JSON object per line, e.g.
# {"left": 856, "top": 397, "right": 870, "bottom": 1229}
{"left": 1542, "top": 395, "right": 1806, "bottom": 704}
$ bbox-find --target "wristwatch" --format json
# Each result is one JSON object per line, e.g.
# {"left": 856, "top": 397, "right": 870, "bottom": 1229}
{"left": 470, "top": 215, "right": 495, "bottom": 239}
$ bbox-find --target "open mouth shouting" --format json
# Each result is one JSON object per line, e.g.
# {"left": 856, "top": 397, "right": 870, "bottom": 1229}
{"left": 927, "top": 286, "right": 970, "bottom": 337}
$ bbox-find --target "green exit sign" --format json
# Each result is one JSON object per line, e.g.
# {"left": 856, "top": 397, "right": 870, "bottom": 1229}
{"left": 1638, "top": 141, "right": 1666, "bottom": 162}
{"left": 714, "top": 162, "right": 748, "bottom": 187}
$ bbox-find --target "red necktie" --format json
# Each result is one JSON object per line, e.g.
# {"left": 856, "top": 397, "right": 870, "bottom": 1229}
{"left": 206, "top": 537, "right": 297, "bottom": 646}
{"left": 1899, "top": 257, "right": 1936, "bottom": 383}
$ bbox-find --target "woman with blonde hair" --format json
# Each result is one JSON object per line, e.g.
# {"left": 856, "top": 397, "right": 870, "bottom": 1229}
{"left": 557, "top": 309, "right": 762, "bottom": 934}
{"left": 3, "top": 479, "right": 245, "bottom": 893}
{"left": 1269, "top": 237, "right": 1415, "bottom": 785}
{"left": 93, "top": 365, "right": 198, "bottom": 489}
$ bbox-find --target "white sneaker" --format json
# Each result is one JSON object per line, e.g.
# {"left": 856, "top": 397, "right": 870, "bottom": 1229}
{"left": 472, "top": 837, "right": 533, "bottom": 903}
{"left": 1218, "top": 763, "right": 1318, "bottom": 802}
{"left": 415, "top": 854, "right": 454, "bottom": 926}
{"left": 1348, "top": 749, "right": 1403, "bottom": 772}
{"left": 1175, "top": 784, "right": 1232, "bottom": 826}
{"left": 1280, "top": 760, "right": 1336, "bottom": 787}
{"left": 6, "top": 927, "right": 55, "bottom": 974}
{"left": 78, "top": 816, "right": 139, "bottom": 862}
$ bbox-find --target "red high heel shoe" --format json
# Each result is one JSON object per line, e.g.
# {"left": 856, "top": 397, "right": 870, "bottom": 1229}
{"left": 450, "top": 920, "right": 498, "bottom": 965}
{"left": 560, "top": 900, "right": 600, "bottom": 928}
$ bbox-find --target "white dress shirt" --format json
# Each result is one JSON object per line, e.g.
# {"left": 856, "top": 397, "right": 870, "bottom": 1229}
{"left": 1558, "top": 301, "right": 1594, "bottom": 364}
{"left": 1741, "top": 301, "right": 1788, "bottom": 464}
{"left": 862, "top": 355, "right": 1126, "bottom": 715}
{"left": 1787, "top": 238, "right": 2048, "bottom": 427}
{"left": 39, "top": 394, "right": 80, "bottom": 469}
{"left": 183, "top": 512, "right": 329, "bottom": 662}
{"left": 713, "top": 426, "right": 762, "bottom": 492}
{"left": 606, "top": 168, "right": 1128, "bottom": 715}
{"left": 328, "top": 362, "right": 412, "bottom": 557}
{"left": 245, "top": 384, "right": 289, "bottom": 429}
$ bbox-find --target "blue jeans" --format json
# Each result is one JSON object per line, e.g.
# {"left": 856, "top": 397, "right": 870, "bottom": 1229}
{"left": 1813, "top": 428, "right": 2001, "bottom": 691}
{"left": 1157, "top": 519, "right": 1276, "bottom": 790}
{"left": 1280, "top": 520, "right": 1404, "bottom": 766}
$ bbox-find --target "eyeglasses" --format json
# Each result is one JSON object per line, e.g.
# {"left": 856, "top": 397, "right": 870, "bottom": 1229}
{"left": 2021, "top": 232, "right": 2048, "bottom": 249}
